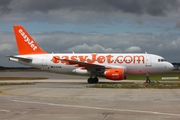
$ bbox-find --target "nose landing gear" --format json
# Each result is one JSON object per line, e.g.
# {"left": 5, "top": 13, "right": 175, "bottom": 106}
{"left": 146, "top": 74, "right": 151, "bottom": 83}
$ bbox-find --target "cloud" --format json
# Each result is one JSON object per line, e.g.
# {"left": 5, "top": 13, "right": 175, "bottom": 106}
{"left": 0, "top": 32, "right": 16, "bottom": 54}
{"left": 1, "top": 0, "right": 180, "bottom": 24}
{"left": 24, "top": 31, "right": 180, "bottom": 56}
{"left": 124, "top": 46, "right": 141, "bottom": 52}
{"left": 0, "top": 0, "right": 11, "bottom": 14}
{"left": 1, "top": 0, "right": 180, "bottom": 67}
{"left": 104, "top": 0, "right": 179, "bottom": 16}
{"left": 66, "top": 43, "right": 114, "bottom": 53}
{"left": 174, "top": 21, "right": 180, "bottom": 28}
{"left": 0, "top": 30, "right": 180, "bottom": 66}
{"left": 2, "top": 0, "right": 178, "bottom": 15}
{"left": 0, "top": 44, "right": 14, "bottom": 53}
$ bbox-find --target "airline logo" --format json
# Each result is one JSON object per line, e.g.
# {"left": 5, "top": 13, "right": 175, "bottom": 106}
{"left": 52, "top": 56, "right": 60, "bottom": 64}
{"left": 19, "top": 29, "right": 37, "bottom": 51}
{"left": 52, "top": 54, "right": 145, "bottom": 65}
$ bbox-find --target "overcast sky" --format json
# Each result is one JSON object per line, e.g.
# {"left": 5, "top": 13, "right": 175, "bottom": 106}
{"left": 1, "top": 0, "right": 180, "bottom": 67}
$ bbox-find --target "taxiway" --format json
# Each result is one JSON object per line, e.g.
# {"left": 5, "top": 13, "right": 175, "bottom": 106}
{"left": 0, "top": 71, "right": 180, "bottom": 120}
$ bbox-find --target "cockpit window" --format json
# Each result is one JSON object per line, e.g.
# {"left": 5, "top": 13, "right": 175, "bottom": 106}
{"left": 158, "top": 59, "right": 166, "bottom": 62}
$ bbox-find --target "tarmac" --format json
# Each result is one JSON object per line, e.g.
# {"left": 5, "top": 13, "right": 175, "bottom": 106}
{"left": 0, "top": 71, "right": 180, "bottom": 120}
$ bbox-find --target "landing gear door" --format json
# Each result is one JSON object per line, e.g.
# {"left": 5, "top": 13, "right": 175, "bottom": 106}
{"left": 42, "top": 56, "right": 47, "bottom": 66}
{"left": 146, "top": 55, "right": 152, "bottom": 67}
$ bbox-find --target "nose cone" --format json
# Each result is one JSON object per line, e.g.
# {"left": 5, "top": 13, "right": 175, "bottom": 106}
{"left": 166, "top": 62, "right": 174, "bottom": 71}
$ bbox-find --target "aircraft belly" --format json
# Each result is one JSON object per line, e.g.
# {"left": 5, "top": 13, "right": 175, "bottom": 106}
{"left": 126, "top": 66, "right": 149, "bottom": 74}
{"left": 47, "top": 64, "right": 75, "bottom": 73}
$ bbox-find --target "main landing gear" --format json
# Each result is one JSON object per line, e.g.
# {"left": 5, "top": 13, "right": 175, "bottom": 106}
{"left": 146, "top": 74, "right": 151, "bottom": 83}
{"left": 87, "top": 77, "right": 99, "bottom": 84}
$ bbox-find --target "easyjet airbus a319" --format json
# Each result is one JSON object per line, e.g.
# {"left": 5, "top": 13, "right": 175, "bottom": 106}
{"left": 8, "top": 25, "right": 174, "bottom": 83}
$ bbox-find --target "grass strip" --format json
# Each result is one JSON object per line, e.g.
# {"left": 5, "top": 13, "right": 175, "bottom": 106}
{"left": 0, "top": 77, "right": 48, "bottom": 80}
{"left": 87, "top": 83, "right": 180, "bottom": 89}
{"left": 0, "top": 82, "right": 35, "bottom": 86}
{"left": 127, "top": 71, "right": 180, "bottom": 80}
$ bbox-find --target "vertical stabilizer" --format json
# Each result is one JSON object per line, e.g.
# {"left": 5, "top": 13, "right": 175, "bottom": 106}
{"left": 13, "top": 25, "right": 46, "bottom": 55}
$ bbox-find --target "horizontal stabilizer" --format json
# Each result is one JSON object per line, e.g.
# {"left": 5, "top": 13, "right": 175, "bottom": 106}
{"left": 7, "top": 56, "right": 32, "bottom": 63}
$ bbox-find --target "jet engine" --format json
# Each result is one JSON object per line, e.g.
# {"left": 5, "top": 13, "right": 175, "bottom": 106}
{"left": 104, "top": 68, "right": 126, "bottom": 80}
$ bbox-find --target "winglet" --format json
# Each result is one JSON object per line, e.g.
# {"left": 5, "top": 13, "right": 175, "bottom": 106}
{"left": 13, "top": 25, "right": 47, "bottom": 55}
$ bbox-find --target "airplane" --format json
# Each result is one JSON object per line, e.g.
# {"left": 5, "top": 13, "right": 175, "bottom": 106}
{"left": 8, "top": 25, "right": 174, "bottom": 84}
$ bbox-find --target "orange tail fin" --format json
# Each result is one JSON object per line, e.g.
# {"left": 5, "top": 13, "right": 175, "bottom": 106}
{"left": 13, "top": 25, "right": 47, "bottom": 55}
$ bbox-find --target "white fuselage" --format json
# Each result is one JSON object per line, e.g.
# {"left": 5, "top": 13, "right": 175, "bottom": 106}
{"left": 10, "top": 53, "right": 174, "bottom": 75}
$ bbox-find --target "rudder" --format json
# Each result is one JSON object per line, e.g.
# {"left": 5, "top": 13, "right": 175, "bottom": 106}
{"left": 13, "top": 25, "right": 46, "bottom": 55}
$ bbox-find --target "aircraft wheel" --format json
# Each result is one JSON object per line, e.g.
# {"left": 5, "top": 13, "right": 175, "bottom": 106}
{"left": 88, "top": 78, "right": 94, "bottom": 84}
{"left": 93, "top": 77, "right": 99, "bottom": 83}
{"left": 146, "top": 79, "right": 151, "bottom": 83}
{"left": 146, "top": 74, "right": 151, "bottom": 83}
{"left": 88, "top": 77, "right": 99, "bottom": 84}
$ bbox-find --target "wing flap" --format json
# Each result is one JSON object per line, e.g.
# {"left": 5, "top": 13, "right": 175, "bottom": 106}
{"left": 60, "top": 59, "right": 105, "bottom": 69}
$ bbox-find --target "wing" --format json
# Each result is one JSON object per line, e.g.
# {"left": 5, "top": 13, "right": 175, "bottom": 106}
{"left": 60, "top": 59, "right": 107, "bottom": 75}
{"left": 60, "top": 59, "right": 127, "bottom": 74}
{"left": 60, "top": 59, "right": 105, "bottom": 70}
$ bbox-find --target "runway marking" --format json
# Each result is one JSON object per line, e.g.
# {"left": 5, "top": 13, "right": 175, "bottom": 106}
{"left": 0, "top": 109, "right": 10, "bottom": 112}
{"left": 12, "top": 99, "right": 180, "bottom": 117}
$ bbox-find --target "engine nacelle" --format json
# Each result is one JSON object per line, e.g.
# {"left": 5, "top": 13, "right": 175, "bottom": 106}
{"left": 72, "top": 67, "right": 89, "bottom": 74}
{"left": 105, "top": 68, "right": 126, "bottom": 80}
